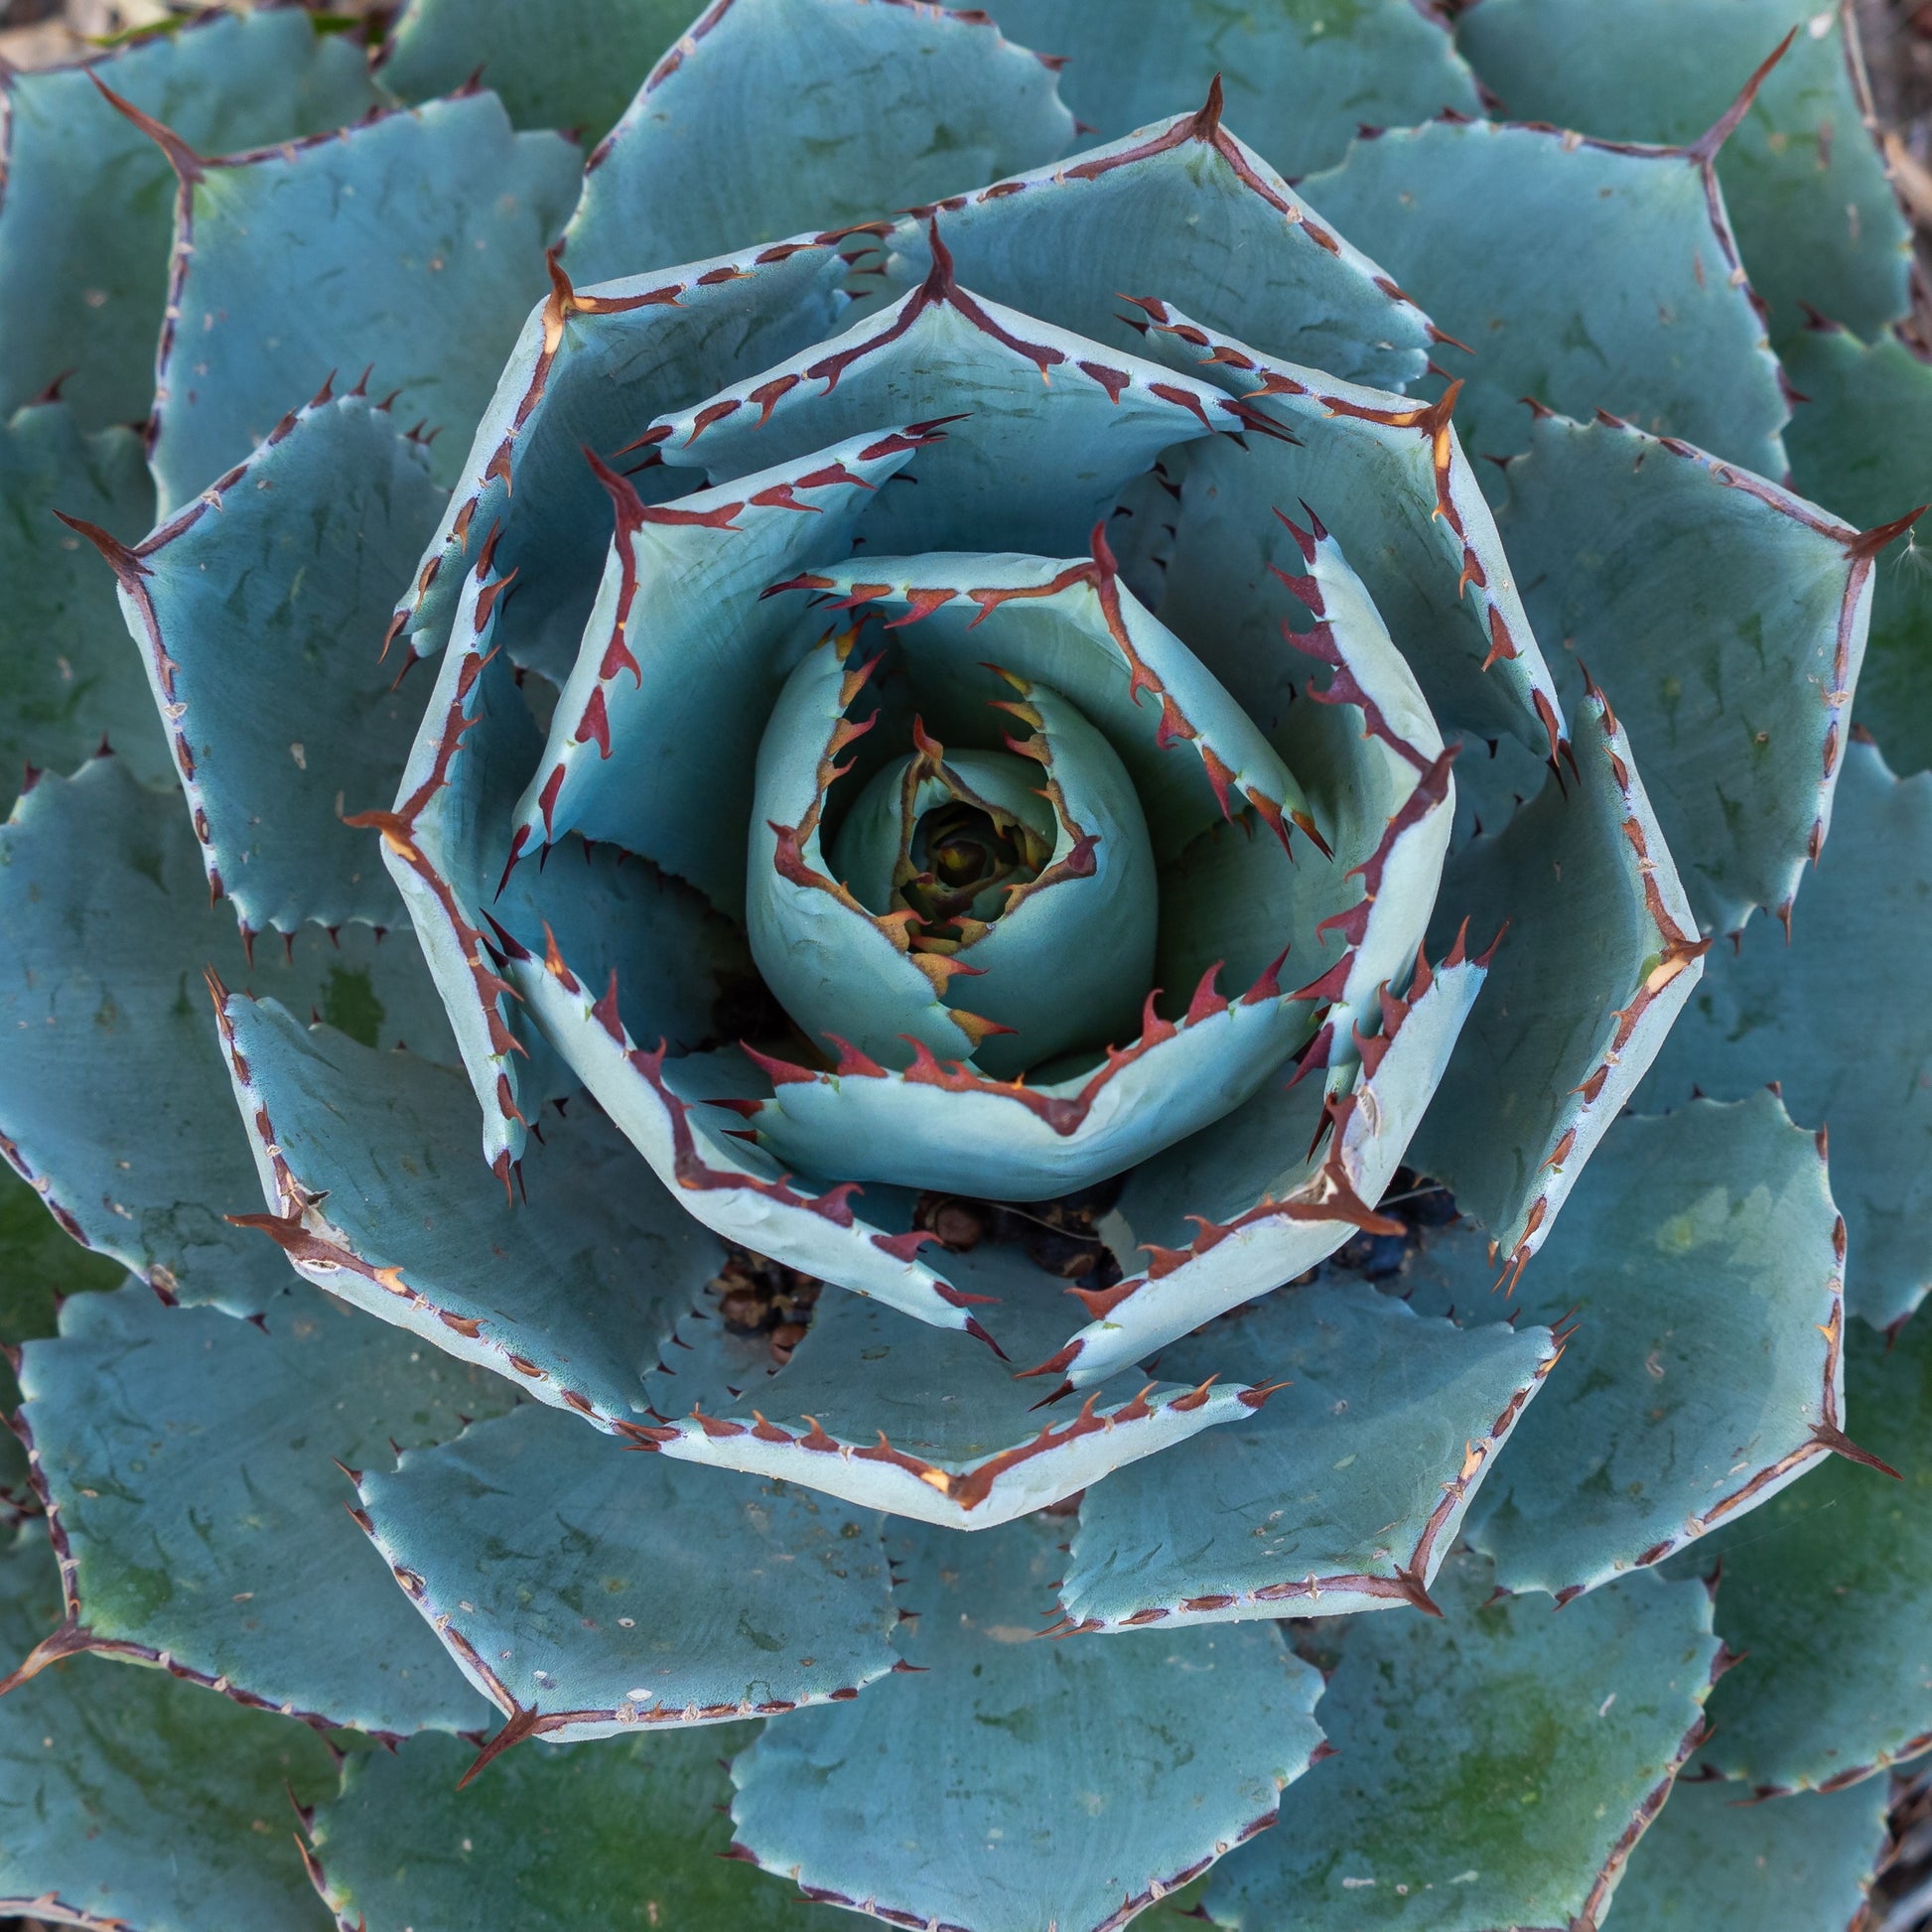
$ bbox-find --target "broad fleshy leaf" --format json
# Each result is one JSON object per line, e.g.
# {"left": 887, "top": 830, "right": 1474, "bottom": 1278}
{"left": 379, "top": 0, "right": 692, "bottom": 147}
{"left": 1671, "top": 1294, "right": 1932, "bottom": 1793}
{"left": 1135, "top": 303, "right": 1565, "bottom": 755}
{"left": 646, "top": 1242, "right": 1266, "bottom": 1528}
{"left": 0, "top": 401, "right": 165, "bottom": 787}
{"left": 1300, "top": 115, "right": 1787, "bottom": 475}
{"left": 0, "top": 9, "right": 379, "bottom": 428}
{"left": 306, "top": 1723, "right": 850, "bottom": 1931}
{"left": 1403, "top": 1095, "right": 1856, "bottom": 1600}
{"left": 1608, "top": 1775, "right": 1889, "bottom": 1931}
{"left": 652, "top": 241, "right": 1244, "bottom": 556}
{"left": 563, "top": 0, "right": 1074, "bottom": 282}
{"left": 355, "top": 1401, "right": 897, "bottom": 1747}
{"left": 731, "top": 1513, "right": 1327, "bottom": 1932}
{"left": 1409, "top": 684, "right": 1708, "bottom": 1278}
{"left": 98, "top": 389, "right": 448, "bottom": 935}
{"left": 984, "top": 0, "right": 1480, "bottom": 178}
{"left": 1780, "top": 320, "right": 1932, "bottom": 777}
{"left": 1060, "top": 1279, "right": 1556, "bottom": 1630}
{"left": 1456, "top": 0, "right": 1914, "bottom": 340}
{"left": 877, "top": 96, "right": 1441, "bottom": 392}
{"left": 148, "top": 91, "right": 582, "bottom": 513}
{"left": 1065, "top": 941, "right": 1486, "bottom": 1387}
{"left": 1639, "top": 737, "right": 1932, "bottom": 1329}
{"left": 211, "top": 990, "right": 719, "bottom": 1430}
{"left": 1478, "top": 409, "right": 1883, "bottom": 936}
{"left": 0, "top": 756, "right": 450, "bottom": 1316}
{"left": 510, "top": 427, "right": 931, "bottom": 917}
{"left": 0, "top": 1525, "right": 337, "bottom": 1931}
{"left": 1204, "top": 1554, "right": 1723, "bottom": 1932}
{"left": 16, "top": 1279, "right": 502, "bottom": 1734}
{"left": 394, "top": 236, "right": 853, "bottom": 679}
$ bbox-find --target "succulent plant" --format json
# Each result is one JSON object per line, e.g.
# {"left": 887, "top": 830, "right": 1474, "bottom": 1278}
{"left": 0, "top": 1, "right": 1929, "bottom": 1927}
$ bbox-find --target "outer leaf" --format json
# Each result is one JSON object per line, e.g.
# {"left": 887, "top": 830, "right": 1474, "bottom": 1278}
{"left": 1482, "top": 409, "right": 1881, "bottom": 936}
{"left": 731, "top": 1513, "right": 1327, "bottom": 1932}
{"left": 645, "top": 1242, "right": 1265, "bottom": 1528}
{"left": 148, "top": 92, "right": 582, "bottom": 513}
{"left": 1064, "top": 942, "right": 1486, "bottom": 1387}
{"left": 15, "top": 1279, "right": 502, "bottom": 1734}
{"left": 1134, "top": 302, "right": 1565, "bottom": 755}
{"left": 1455, "top": 0, "right": 1913, "bottom": 340}
{"left": 1403, "top": 1096, "right": 1856, "bottom": 1599}
{"left": 1779, "top": 320, "right": 1932, "bottom": 776}
{"left": 1638, "top": 737, "right": 1932, "bottom": 1329}
{"left": 99, "top": 390, "right": 447, "bottom": 935}
{"left": 1408, "top": 685, "right": 1708, "bottom": 1278}
{"left": 564, "top": 0, "right": 1072, "bottom": 282}
{"left": 307, "top": 1724, "right": 849, "bottom": 1931}
{"left": 211, "top": 991, "right": 717, "bottom": 1431}
{"left": 0, "top": 1525, "right": 337, "bottom": 1931}
{"left": 394, "top": 236, "right": 852, "bottom": 678}
{"left": 510, "top": 427, "right": 930, "bottom": 917}
{"left": 509, "top": 937, "right": 983, "bottom": 1331}
{"left": 983, "top": 0, "right": 1480, "bottom": 178}
{"left": 876, "top": 95, "right": 1442, "bottom": 392}
{"left": 1673, "top": 1289, "right": 1932, "bottom": 1792}
{"left": 1060, "top": 1280, "right": 1556, "bottom": 1630}
{"left": 0, "top": 9, "right": 378, "bottom": 427}
{"left": 651, "top": 241, "right": 1243, "bottom": 556}
{"left": 379, "top": 0, "right": 693, "bottom": 148}
{"left": 355, "top": 1402, "right": 897, "bottom": 1747}
{"left": 1607, "top": 1776, "right": 1889, "bottom": 1931}
{"left": 1300, "top": 116, "right": 1787, "bottom": 474}
{"left": 1204, "top": 1554, "right": 1724, "bottom": 1932}
{"left": 0, "top": 755, "right": 450, "bottom": 1316}
{"left": 0, "top": 401, "right": 165, "bottom": 787}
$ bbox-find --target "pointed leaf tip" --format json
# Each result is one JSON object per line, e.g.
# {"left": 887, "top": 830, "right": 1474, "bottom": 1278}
{"left": 85, "top": 70, "right": 205, "bottom": 184}
{"left": 1690, "top": 28, "right": 1798, "bottom": 164}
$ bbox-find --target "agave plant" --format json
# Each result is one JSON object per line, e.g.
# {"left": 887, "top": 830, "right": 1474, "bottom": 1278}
{"left": 0, "top": 0, "right": 1929, "bottom": 1927}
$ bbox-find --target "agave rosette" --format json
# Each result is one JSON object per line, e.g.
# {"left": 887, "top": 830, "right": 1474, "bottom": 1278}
{"left": 0, "top": 3, "right": 1929, "bottom": 1929}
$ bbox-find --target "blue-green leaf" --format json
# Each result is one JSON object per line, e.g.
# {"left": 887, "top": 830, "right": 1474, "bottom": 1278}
{"left": 1409, "top": 685, "right": 1708, "bottom": 1277}
{"left": 1638, "top": 737, "right": 1932, "bottom": 1330}
{"left": 654, "top": 247, "right": 1239, "bottom": 555}
{"left": 355, "top": 1402, "right": 897, "bottom": 1748}
{"left": 17, "top": 1279, "right": 503, "bottom": 1734}
{"left": 0, "top": 755, "right": 450, "bottom": 1316}
{"left": 1066, "top": 942, "right": 1485, "bottom": 1387}
{"left": 1205, "top": 1554, "right": 1723, "bottom": 1931}
{"left": 1484, "top": 409, "right": 1878, "bottom": 936}
{"left": 1455, "top": 0, "right": 1913, "bottom": 341}
{"left": 1608, "top": 1775, "right": 1889, "bottom": 1931}
{"left": 307, "top": 1723, "right": 849, "bottom": 1931}
{"left": 1779, "top": 320, "right": 1932, "bottom": 777}
{"left": 511, "top": 427, "right": 930, "bottom": 917}
{"left": 648, "top": 1241, "right": 1262, "bottom": 1528}
{"left": 379, "top": 0, "right": 692, "bottom": 147}
{"left": 394, "top": 236, "right": 852, "bottom": 679}
{"left": 983, "top": 0, "right": 1479, "bottom": 178}
{"left": 1136, "top": 303, "right": 1565, "bottom": 755}
{"left": 0, "top": 1524, "right": 336, "bottom": 1931}
{"left": 0, "top": 401, "right": 165, "bottom": 787}
{"left": 148, "top": 91, "right": 582, "bottom": 513}
{"left": 1403, "top": 1095, "right": 1854, "bottom": 1600}
{"left": 1061, "top": 1279, "right": 1556, "bottom": 1630}
{"left": 1669, "top": 1306, "right": 1932, "bottom": 1793}
{"left": 211, "top": 989, "right": 716, "bottom": 1430}
{"left": 731, "top": 1513, "right": 1327, "bottom": 1932}
{"left": 563, "top": 0, "right": 1073, "bottom": 281}
{"left": 1300, "top": 116, "right": 1788, "bottom": 475}
{"left": 0, "top": 10, "right": 379, "bottom": 428}
{"left": 877, "top": 98, "right": 1440, "bottom": 391}
{"left": 105, "top": 390, "right": 448, "bottom": 935}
